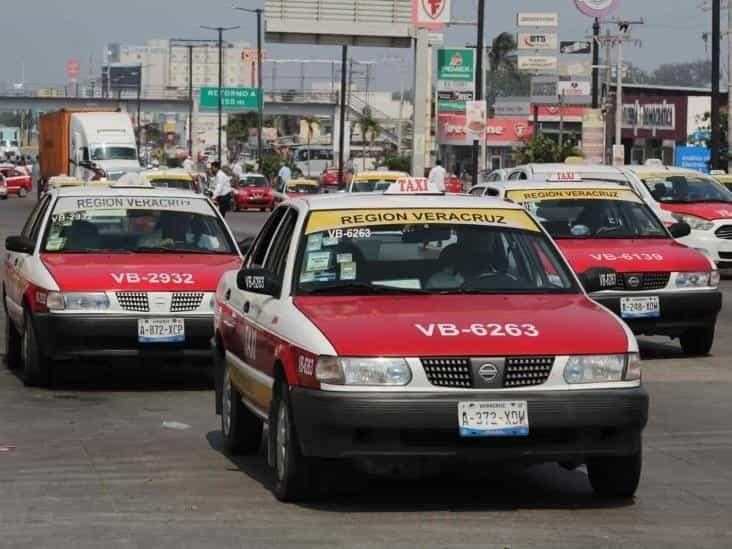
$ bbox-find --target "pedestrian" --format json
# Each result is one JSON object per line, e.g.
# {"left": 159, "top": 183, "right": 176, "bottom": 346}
{"left": 32, "top": 153, "right": 43, "bottom": 200}
{"left": 211, "top": 161, "right": 234, "bottom": 218}
{"left": 277, "top": 162, "right": 292, "bottom": 192}
{"left": 182, "top": 155, "right": 194, "bottom": 173}
{"left": 232, "top": 161, "right": 244, "bottom": 185}
{"left": 428, "top": 160, "right": 447, "bottom": 192}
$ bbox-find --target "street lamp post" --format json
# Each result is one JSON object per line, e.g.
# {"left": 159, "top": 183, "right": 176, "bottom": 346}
{"left": 201, "top": 25, "right": 240, "bottom": 166}
{"left": 234, "top": 7, "right": 264, "bottom": 171}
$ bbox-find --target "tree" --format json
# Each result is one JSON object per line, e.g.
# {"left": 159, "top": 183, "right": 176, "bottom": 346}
{"left": 354, "top": 111, "right": 380, "bottom": 171}
{"left": 514, "top": 134, "right": 581, "bottom": 164}
{"left": 379, "top": 154, "right": 410, "bottom": 173}
{"left": 301, "top": 115, "right": 318, "bottom": 177}
{"left": 226, "top": 112, "right": 258, "bottom": 142}
{"left": 485, "top": 32, "right": 531, "bottom": 109}
{"left": 688, "top": 110, "right": 729, "bottom": 164}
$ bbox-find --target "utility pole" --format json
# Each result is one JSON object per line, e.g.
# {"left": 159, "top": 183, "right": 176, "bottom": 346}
{"left": 338, "top": 45, "right": 348, "bottom": 188}
{"left": 558, "top": 93, "right": 565, "bottom": 151}
{"left": 728, "top": 0, "right": 732, "bottom": 168}
{"left": 187, "top": 45, "right": 194, "bottom": 156}
{"left": 712, "top": 0, "right": 721, "bottom": 170}
{"left": 471, "top": 0, "right": 485, "bottom": 187}
{"left": 592, "top": 18, "right": 601, "bottom": 109}
{"left": 201, "top": 25, "right": 240, "bottom": 166}
{"left": 136, "top": 65, "right": 142, "bottom": 145}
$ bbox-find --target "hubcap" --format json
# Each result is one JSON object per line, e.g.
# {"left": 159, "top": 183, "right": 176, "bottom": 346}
{"left": 222, "top": 370, "right": 232, "bottom": 437}
{"left": 276, "top": 403, "right": 288, "bottom": 481}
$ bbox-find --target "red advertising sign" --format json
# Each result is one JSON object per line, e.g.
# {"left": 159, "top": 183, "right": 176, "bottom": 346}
{"left": 66, "top": 59, "right": 81, "bottom": 79}
{"left": 437, "top": 114, "right": 533, "bottom": 146}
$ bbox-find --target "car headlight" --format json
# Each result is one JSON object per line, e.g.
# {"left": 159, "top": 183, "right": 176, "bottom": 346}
{"left": 675, "top": 271, "right": 713, "bottom": 288}
{"left": 672, "top": 213, "right": 714, "bottom": 231}
{"left": 315, "top": 357, "right": 412, "bottom": 386}
{"left": 564, "top": 354, "right": 635, "bottom": 384}
{"left": 47, "top": 292, "right": 110, "bottom": 311}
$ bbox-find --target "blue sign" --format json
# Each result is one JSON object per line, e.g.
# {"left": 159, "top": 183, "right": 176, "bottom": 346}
{"left": 675, "top": 146, "right": 710, "bottom": 174}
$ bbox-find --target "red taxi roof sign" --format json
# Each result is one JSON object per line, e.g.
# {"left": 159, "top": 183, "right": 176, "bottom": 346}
{"left": 385, "top": 177, "right": 442, "bottom": 195}
{"left": 548, "top": 171, "right": 583, "bottom": 183}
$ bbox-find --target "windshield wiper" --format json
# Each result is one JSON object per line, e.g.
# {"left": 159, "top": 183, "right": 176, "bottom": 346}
{"left": 302, "top": 282, "right": 429, "bottom": 295}
{"left": 135, "top": 247, "right": 211, "bottom": 254}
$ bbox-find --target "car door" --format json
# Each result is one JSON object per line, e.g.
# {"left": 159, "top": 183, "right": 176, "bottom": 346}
{"left": 5, "top": 195, "right": 51, "bottom": 325}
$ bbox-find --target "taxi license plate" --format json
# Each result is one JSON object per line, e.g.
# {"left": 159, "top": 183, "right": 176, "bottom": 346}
{"left": 458, "top": 401, "right": 529, "bottom": 437}
{"left": 138, "top": 319, "right": 185, "bottom": 343}
{"left": 620, "top": 296, "right": 660, "bottom": 319}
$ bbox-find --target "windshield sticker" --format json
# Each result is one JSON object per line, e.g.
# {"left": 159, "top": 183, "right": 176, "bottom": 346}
{"left": 313, "top": 271, "right": 337, "bottom": 283}
{"left": 373, "top": 279, "right": 422, "bottom": 290}
{"left": 300, "top": 271, "right": 316, "bottom": 284}
{"left": 506, "top": 188, "right": 642, "bottom": 204}
{"left": 336, "top": 253, "right": 352, "bottom": 264}
{"left": 322, "top": 236, "right": 340, "bottom": 247}
{"left": 305, "top": 251, "right": 331, "bottom": 272}
{"left": 306, "top": 208, "right": 539, "bottom": 234}
{"left": 307, "top": 234, "right": 323, "bottom": 252}
{"left": 340, "top": 262, "right": 357, "bottom": 281}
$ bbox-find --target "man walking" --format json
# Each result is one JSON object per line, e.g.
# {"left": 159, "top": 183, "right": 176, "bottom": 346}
{"left": 277, "top": 163, "right": 292, "bottom": 192}
{"left": 428, "top": 160, "right": 446, "bottom": 192}
{"left": 210, "top": 161, "right": 234, "bottom": 218}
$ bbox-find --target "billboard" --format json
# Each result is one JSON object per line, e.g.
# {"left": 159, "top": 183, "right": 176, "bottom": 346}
{"left": 558, "top": 81, "right": 591, "bottom": 97}
{"left": 675, "top": 146, "right": 710, "bottom": 174}
{"left": 437, "top": 49, "right": 475, "bottom": 82}
{"left": 560, "top": 41, "right": 592, "bottom": 55}
{"left": 265, "top": 0, "right": 414, "bottom": 47}
{"left": 518, "top": 56, "right": 558, "bottom": 73}
{"left": 414, "top": 0, "right": 451, "bottom": 27}
{"left": 101, "top": 65, "right": 141, "bottom": 93}
{"left": 517, "top": 13, "right": 559, "bottom": 27}
{"left": 517, "top": 33, "right": 558, "bottom": 50}
{"left": 575, "top": 0, "right": 620, "bottom": 18}
{"left": 437, "top": 113, "right": 532, "bottom": 146}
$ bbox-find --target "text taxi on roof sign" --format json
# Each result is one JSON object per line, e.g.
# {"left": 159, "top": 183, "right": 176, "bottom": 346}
{"left": 477, "top": 180, "right": 722, "bottom": 356}
{"left": 2, "top": 180, "right": 243, "bottom": 387}
{"left": 213, "top": 189, "right": 647, "bottom": 502}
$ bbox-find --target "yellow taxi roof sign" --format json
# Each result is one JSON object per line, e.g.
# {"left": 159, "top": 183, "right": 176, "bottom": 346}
{"left": 384, "top": 177, "right": 442, "bottom": 195}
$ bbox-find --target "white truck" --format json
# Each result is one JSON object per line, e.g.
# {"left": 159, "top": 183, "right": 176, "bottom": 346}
{"left": 39, "top": 109, "right": 141, "bottom": 185}
{"left": 0, "top": 127, "right": 20, "bottom": 160}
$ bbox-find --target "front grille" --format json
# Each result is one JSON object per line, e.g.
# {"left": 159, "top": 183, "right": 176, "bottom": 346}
{"left": 116, "top": 292, "right": 149, "bottom": 312}
{"left": 504, "top": 356, "right": 554, "bottom": 387}
{"left": 421, "top": 358, "right": 472, "bottom": 388}
{"left": 715, "top": 225, "right": 732, "bottom": 240}
{"left": 614, "top": 272, "right": 670, "bottom": 291}
{"left": 171, "top": 292, "right": 205, "bottom": 312}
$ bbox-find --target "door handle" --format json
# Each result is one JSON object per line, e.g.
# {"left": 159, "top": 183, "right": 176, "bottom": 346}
{"left": 243, "top": 301, "right": 250, "bottom": 313}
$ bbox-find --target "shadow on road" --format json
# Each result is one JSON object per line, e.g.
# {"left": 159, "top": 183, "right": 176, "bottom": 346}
{"left": 207, "top": 430, "right": 636, "bottom": 512}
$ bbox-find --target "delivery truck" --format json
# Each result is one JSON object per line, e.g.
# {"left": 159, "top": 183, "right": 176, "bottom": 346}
{"left": 0, "top": 127, "right": 20, "bottom": 160}
{"left": 39, "top": 109, "right": 141, "bottom": 188}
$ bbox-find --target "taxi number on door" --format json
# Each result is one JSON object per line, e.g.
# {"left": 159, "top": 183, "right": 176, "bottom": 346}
{"left": 112, "top": 273, "right": 195, "bottom": 284}
{"left": 416, "top": 323, "right": 539, "bottom": 337}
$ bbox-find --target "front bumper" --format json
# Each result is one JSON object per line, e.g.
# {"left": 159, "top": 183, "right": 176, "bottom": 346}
{"left": 32, "top": 313, "right": 214, "bottom": 361}
{"left": 679, "top": 228, "right": 732, "bottom": 267}
{"left": 235, "top": 194, "right": 273, "bottom": 209}
{"left": 592, "top": 289, "right": 721, "bottom": 337}
{"left": 290, "top": 386, "right": 648, "bottom": 462}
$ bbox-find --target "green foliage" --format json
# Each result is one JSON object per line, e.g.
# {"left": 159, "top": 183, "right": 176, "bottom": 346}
{"left": 485, "top": 32, "right": 531, "bottom": 111}
{"left": 514, "top": 134, "right": 581, "bottom": 164}
{"left": 379, "top": 155, "right": 411, "bottom": 173}
{"left": 261, "top": 154, "right": 300, "bottom": 181}
{"left": 226, "top": 112, "right": 259, "bottom": 142}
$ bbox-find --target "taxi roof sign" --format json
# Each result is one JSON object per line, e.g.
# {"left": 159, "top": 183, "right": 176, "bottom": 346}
{"left": 547, "top": 171, "right": 583, "bottom": 183}
{"left": 385, "top": 177, "right": 443, "bottom": 195}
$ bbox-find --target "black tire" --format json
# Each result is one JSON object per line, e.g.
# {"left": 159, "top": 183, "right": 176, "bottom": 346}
{"left": 221, "top": 367, "right": 262, "bottom": 455}
{"left": 17, "top": 188, "right": 27, "bottom": 199}
{"left": 587, "top": 449, "right": 642, "bottom": 498}
{"left": 21, "top": 310, "right": 51, "bottom": 387}
{"left": 270, "top": 380, "right": 314, "bottom": 502}
{"left": 4, "top": 311, "right": 22, "bottom": 369}
{"left": 0, "top": 195, "right": 7, "bottom": 200}
{"left": 680, "top": 325, "right": 715, "bottom": 356}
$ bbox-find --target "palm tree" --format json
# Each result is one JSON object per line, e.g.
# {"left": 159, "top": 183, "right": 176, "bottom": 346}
{"left": 301, "top": 115, "right": 318, "bottom": 177}
{"left": 355, "top": 111, "right": 380, "bottom": 171}
{"left": 488, "top": 32, "right": 517, "bottom": 73}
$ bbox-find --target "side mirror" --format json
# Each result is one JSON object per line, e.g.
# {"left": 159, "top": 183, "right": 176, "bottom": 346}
{"left": 5, "top": 235, "right": 35, "bottom": 255}
{"left": 669, "top": 222, "right": 692, "bottom": 239}
{"left": 580, "top": 267, "right": 618, "bottom": 293}
{"left": 236, "top": 267, "right": 281, "bottom": 296}
{"left": 237, "top": 237, "right": 255, "bottom": 256}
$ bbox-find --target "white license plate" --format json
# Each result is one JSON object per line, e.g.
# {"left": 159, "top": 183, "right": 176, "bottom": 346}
{"left": 620, "top": 296, "right": 660, "bottom": 319}
{"left": 138, "top": 318, "right": 185, "bottom": 343}
{"left": 458, "top": 401, "right": 529, "bottom": 437}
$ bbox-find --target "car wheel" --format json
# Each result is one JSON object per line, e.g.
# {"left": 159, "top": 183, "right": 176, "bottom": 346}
{"left": 0, "top": 195, "right": 7, "bottom": 200}
{"left": 587, "top": 449, "right": 642, "bottom": 498}
{"left": 4, "top": 310, "right": 22, "bottom": 369}
{"left": 17, "top": 188, "right": 27, "bottom": 198}
{"left": 221, "top": 368, "right": 263, "bottom": 455}
{"left": 680, "top": 325, "right": 715, "bottom": 356}
{"left": 271, "top": 380, "right": 314, "bottom": 502}
{"left": 21, "top": 309, "right": 51, "bottom": 387}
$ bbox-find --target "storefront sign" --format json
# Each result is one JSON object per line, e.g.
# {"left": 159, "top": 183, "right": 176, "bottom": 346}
{"left": 622, "top": 102, "right": 676, "bottom": 130}
{"left": 559, "top": 81, "right": 591, "bottom": 97}
{"left": 531, "top": 77, "right": 559, "bottom": 104}
{"left": 414, "top": 0, "right": 451, "bottom": 27}
{"left": 518, "top": 56, "right": 558, "bottom": 73}
{"left": 437, "top": 114, "right": 532, "bottom": 146}
{"left": 466, "top": 101, "right": 488, "bottom": 140}
{"left": 437, "top": 48, "right": 475, "bottom": 82}
{"left": 582, "top": 108, "right": 605, "bottom": 165}
{"left": 559, "top": 61, "right": 592, "bottom": 77}
{"left": 518, "top": 33, "right": 558, "bottom": 50}
{"left": 536, "top": 105, "right": 586, "bottom": 121}
{"left": 675, "top": 146, "right": 710, "bottom": 173}
{"left": 437, "top": 90, "right": 474, "bottom": 112}
{"left": 494, "top": 99, "right": 531, "bottom": 118}
{"left": 517, "top": 13, "right": 559, "bottom": 27}
{"left": 560, "top": 41, "right": 592, "bottom": 55}
{"left": 612, "top": 144, "right": 625, "bottom": 166}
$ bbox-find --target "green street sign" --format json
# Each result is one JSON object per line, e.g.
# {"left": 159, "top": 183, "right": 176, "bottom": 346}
{"left": 437, "top": 90, "right": 473, "bottom": 113}
{"left": 438, "top": 100, "right": 466, "bottom": 112}
{"left": 437, "top": 49, "right": 475, "bottom": 82}
{"left": 199, "top": 87, "right": 261, "bottom": 110}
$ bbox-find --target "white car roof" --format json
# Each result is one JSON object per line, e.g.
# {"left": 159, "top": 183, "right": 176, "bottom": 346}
{"left": 625, "top": 165, "right": 705, "bottom": 176}
{"left": 491, "top": 180, "right": 636, "bottom": 192}
{"left": 520, "top": 163, "right": 626, "bottom": 175}
{"left": 293, "top": 192, "right": 526, "bottom": 212}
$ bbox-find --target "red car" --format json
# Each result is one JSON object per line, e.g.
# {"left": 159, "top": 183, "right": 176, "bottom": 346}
{"left": 233, "top": 174, "right": 274, "bottom": 212}
{"left": 445, "top": 174, "right": 463, "bottom": 194}
{"left": 320, "top": 167, "right": 342, "bottom": 190}
{"left": 0, "top": 164, "right": 32, "bottom": 198}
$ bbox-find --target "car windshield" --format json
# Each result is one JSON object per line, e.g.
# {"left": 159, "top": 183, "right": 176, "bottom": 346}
{"left": 148, "top": 178, "right": 195, "bottom": 191}
{"left": 90, "top": 146, "right": 138, "bottom": 161}
{"left": 43, "top": 196, "right": 235, "bottom": 254}
{"left": 243, "top": 176, "right": 267, "bottom": 187}
{"left": 642, "top": 174, "right": 732, "bottom": 204}
{"left": 350, "top": 179, "right": 395, "bottom": 193}
{"left": 288, "top": 184, "right": 319, "bottom": 194}
{"left": 295, "top": 209, "right": 578, "bottom": 295}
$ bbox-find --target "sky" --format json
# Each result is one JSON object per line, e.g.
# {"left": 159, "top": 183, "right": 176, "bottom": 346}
{"left": 0, "top": 0, "right": 720, "bottom": 91}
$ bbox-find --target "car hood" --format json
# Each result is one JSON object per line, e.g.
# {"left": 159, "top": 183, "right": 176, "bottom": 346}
{"left": 660, "top": 202, "right": 732, "bottom": 221}
{"left": 555, "top": 238, "right": 711, "bottom": 273}
{"left": 293, "top": 294, "right": 629, "bottom": 357}
{"left": 41, "top": 254, "right": 241, "bottom": 292}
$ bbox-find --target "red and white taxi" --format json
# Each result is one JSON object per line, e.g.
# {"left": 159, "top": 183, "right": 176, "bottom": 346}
{"left": 2, "top": 175, "right": 242, "bottom": 387}
{"left": 0, "top": 163, "right": 32, "bottom": 198}
{"left": 482, "top": 181, "right": 722, "bottom": 355}
{"left": 624, "top": 165, "right": 732, "bottom": 268}
{"left": 0, "top": 173, "right": 7, "bottom": 200}
{"left": 213, "top": 180, "right": 647, "bottom": 501}
{"left": 233, "top": 173, "right": 274, "bottom": 211}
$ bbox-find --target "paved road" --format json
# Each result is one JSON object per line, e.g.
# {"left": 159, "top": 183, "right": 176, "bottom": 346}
{"left": 1, "top": 196, "right": 732, "bottom": 548}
